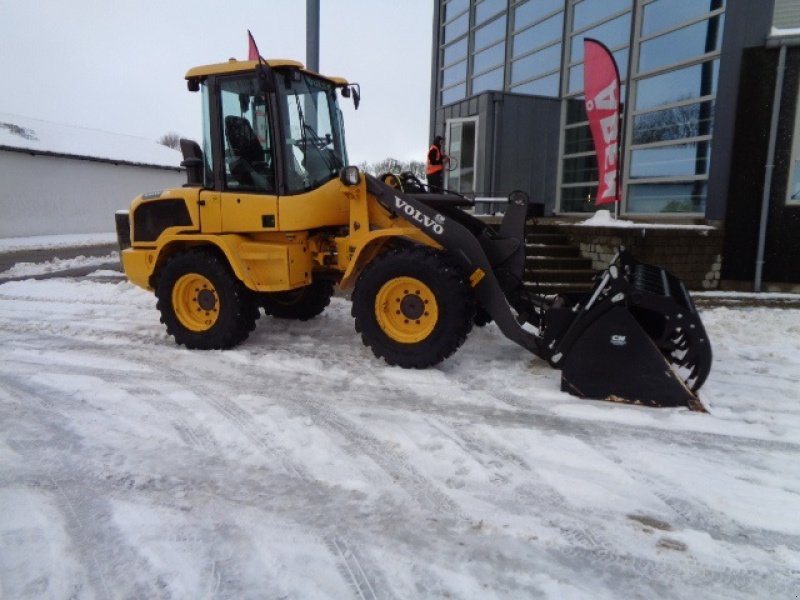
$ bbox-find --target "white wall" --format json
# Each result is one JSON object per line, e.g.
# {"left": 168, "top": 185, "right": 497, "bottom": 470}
{"left": 0, "top": 150, "right": 184, "bottom": 238}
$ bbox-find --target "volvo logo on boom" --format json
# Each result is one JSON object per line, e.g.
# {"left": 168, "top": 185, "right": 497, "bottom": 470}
{"left": 394, "top": 196, "right": 445, "bottom": 235}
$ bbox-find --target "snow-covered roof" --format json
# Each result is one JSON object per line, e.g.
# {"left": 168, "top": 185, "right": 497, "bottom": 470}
{"left": 0, "top": 112, "right": 182, "bottom": 169}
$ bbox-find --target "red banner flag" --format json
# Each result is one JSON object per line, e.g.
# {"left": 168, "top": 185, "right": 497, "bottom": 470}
{"left": 247, "top": 30, "right": 260, "bottom": 61}
{"left": 583, "top": 39, "right": 621, "bottom": 206}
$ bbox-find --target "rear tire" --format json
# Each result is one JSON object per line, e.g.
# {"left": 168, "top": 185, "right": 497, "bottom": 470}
{"left": 260, "top": 279, "right": 334, "bottom": 321}
{"left": 155, "top": 249, "right": 259, "bottom": 349}
{"left": 352, "top": 247, "right": 475, "bottom": 368}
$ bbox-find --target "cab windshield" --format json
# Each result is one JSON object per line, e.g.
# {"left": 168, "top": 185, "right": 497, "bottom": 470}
{"left": 277, "top": 70, "right": 348, "bottom": 193}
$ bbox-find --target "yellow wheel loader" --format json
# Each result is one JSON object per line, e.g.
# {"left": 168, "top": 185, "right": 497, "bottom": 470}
{"left": 116, "top": 58, "right": 711, "bottom": 409}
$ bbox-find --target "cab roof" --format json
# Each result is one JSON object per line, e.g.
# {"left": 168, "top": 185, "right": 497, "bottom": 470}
{"left": 184, "top": 59, "right": 348, "bottom": 86}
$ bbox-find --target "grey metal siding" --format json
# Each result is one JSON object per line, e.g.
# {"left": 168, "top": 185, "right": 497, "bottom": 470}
{"left": 774, "top": 0, "right": 800, "bottom": 28}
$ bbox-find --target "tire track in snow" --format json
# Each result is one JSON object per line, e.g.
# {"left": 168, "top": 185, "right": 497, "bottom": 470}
{"left": 625, "top": 467, "right": 800, "bottom": 551}
{"left": 0, "top": 377, "right": 173, "bottom": 599}
{"left": 324, "top": 535, "right": 390, "bottom": 600}
{"left": 156, "top": 371, "right": 400, "bottom": 600}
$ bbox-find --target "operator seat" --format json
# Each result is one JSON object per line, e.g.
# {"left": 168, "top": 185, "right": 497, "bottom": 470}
{"left": 225, "top": 116, "right": 263, "bottom": 164}
{"left": 224, "top": 116, "right": 272, "bottom": 190}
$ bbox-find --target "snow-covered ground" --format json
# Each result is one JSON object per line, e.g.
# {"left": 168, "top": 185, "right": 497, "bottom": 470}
{"left": 1, "top": 254, "right": 799, "bottom": 599}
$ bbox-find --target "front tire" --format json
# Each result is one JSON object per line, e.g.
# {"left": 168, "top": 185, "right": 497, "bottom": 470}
{"left": 351, "top": 247, "right": 475, "bottom": 368}
{"left": 155, "top": 249, "right": 259, "bottom": 349}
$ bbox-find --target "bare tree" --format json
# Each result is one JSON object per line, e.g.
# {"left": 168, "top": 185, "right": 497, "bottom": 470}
{"left": 158, "top": 132, "right": 181, "bottom": 150}
{"left": 358, "top": 158, "right": 426, "bottom": 180}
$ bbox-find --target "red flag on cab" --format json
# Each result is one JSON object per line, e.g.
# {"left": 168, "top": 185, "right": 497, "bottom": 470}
{"left": 248, "top": 30, "right": 260, "bottom": 61}
{"left": 583, "top": 38, "right": 621, "bottom": 206}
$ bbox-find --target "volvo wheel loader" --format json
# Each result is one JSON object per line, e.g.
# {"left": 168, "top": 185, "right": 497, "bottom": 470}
{"left": 116, "top": 58, "right": 712, "bottom": 410}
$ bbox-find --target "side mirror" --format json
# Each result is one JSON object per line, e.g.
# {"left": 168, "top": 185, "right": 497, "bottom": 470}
{"left": 187, "top": 78, "right": 200, "bottom": 92}
{"left": 341, "top": 84, "right": 360, "bottom": 110}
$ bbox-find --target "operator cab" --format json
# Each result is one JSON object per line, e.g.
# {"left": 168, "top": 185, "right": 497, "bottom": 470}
{"left": 185, "top": 59, "right": 354, "bottom": 196}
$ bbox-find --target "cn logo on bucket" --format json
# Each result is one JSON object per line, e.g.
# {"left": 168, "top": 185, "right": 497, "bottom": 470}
{"left": 610, "top": 334, "right": 627, "bottom": 347}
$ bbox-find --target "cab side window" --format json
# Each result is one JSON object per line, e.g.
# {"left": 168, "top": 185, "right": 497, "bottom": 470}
{"left": 220, "top": 79, "right": 274, "bottom": 193}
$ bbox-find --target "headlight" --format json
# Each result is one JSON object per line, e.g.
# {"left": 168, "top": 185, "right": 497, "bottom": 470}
{"left": 339, "top": 165, "right": 360, "bottom": 186}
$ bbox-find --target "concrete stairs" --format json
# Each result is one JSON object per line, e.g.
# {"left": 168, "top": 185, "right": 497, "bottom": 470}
{"left": 523, "top": 224, "right": 597, "bottom": 295}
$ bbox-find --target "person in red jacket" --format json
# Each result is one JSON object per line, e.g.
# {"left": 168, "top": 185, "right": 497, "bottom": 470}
{"left": 426, "top": 135, "right": 449, "bottom": 191}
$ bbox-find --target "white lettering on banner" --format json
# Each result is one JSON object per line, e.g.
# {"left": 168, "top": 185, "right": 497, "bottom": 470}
{"left": 394, "top": 197, "right": 445, "bottom": 235}
{"left": 593, "top": 81, "right": 618, "bottom": 111}
{"left": 600, "top": 113, "right": 618, "bottom": 145}
{"left": 602, "top": 170, "right": 618, "bottom": 199}
{"left": 596, "top": 88, "right": 619, "bottom": 199}
{"left": 604, "top": 143, "right": 617, "bottom": 167}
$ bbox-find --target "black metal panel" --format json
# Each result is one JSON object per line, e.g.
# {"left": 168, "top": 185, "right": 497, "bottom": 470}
{"left": 764, "top": 47, "right": 800, "bottom": 283}
{"left": 115, "top": 211, "right": 131, "bottom": 251}
{"left": 133, "top": 200, "right": 192, "bottom": 242}
{"left": 722, "top": 46, "right": 800, "bottom": 284}
{"left": 706, "top": 0, "right": 776, "bottom": 221}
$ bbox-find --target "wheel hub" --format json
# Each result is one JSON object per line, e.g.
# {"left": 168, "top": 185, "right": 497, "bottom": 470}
{"left": 375, "top": 277, "right": 438, "bottom": 344}
{"left": 399, "top": 293, "right": 425, "bottom": 320}
{"left": 172, "top": 273, "right": 220, "bottom": 332}
{"left": 196, "top": 288, "right": 217, "bottom": 311}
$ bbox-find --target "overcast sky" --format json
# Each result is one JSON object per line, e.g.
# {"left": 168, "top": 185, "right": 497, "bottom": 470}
{"left": 0, "top": 0, "right": 433, "bottom": 164}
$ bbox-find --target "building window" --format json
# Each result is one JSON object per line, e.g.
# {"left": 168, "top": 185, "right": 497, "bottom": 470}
{"left": 468, "top": 8, "right": 508, "bottom": 95}
{"left": 641, "top": 0, "right": 723, "bottom": 37}
{"left": 620, "top": 0, "right": 725, "bottom": 215}
{"left": 443, "top": 59, "right": 468, "bottom": 87}
{"left": 444, "top": 0, "right": 469, "bottom": 20}
{"left": 511, "top": 43, "right": 561, "bottom": 85}
{"left": 572, "top": 0, "right": 631, "bottom": 31}
{"left": 446, "top": 117, "right": 479, "bottom": 194}
{"left": 473, "top": 41, "right": 505, "bottom": 75}
{"left": 788, "top": 83, "right": 800, "bottom": 205}
{"left": 443, "top": 37, "right": 469, "bottom": 67}
{"left": 514, "top": 0, "right": 563, "bottom": 31}
{"left": 439, "top": 1, "right": 470, "bottom": 106}
{"left": 476, "top": 0, "right": 506, "bottom": 25}
{"left": 513, "top": 12, "right": 563, "bottom": 57}
{"left": 509, "top": 2, "right": 565, "bottom": 98}
{"left": 472, "top": 66, "right": 505, "bottom": 94}
{"left": 511, "top": 72, "right": 560, "bottom": 96}
{"left": 638, "top": 15, "right": 725, "bottom": 74}
{"left": 444, "top": 11, "right": 470, "bottom": 43}
{"left": 474, "top": 14, "right": 507, "bottom": 51}
{"left": 557, "top": 0, "right": 726, "bottom": 215}
{"left": 559, "top": 1, "right": 632, "bottom": 213}
{"left": 442, "top": 83, "right": 467, "bottom": 105}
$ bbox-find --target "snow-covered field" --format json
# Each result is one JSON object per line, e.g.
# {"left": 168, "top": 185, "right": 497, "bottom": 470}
{"left": 1, "top": 260, "right": 799, "bottom": 598}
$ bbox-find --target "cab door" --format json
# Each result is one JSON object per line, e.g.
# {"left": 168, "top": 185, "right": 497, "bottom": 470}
{"left": 216, "top": 74, "right": 280, "bottom": 233}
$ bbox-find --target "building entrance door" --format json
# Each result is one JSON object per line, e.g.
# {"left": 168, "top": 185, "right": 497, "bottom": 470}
{"left": 445, "top": 117, "right": 478, "bottom": 194}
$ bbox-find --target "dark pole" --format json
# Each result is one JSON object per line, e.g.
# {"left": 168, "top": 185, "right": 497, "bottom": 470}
{"left": 306, "top": 0, "right": 320, "bottom": 72}
{"left": 755, "top": 43, "right": 786, "bottom": 292}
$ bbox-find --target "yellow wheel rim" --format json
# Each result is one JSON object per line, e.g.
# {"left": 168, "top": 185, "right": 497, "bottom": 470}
{"left": 172, "top": 273, "right": 220, "bottom": 332}
{"left": 375, "top": 276, "right": 438, "bottom": 344}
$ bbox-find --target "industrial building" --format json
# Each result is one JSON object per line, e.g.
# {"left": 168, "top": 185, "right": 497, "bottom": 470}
{"left": 429, "top": 0, "right": 800, "bottom": 290}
